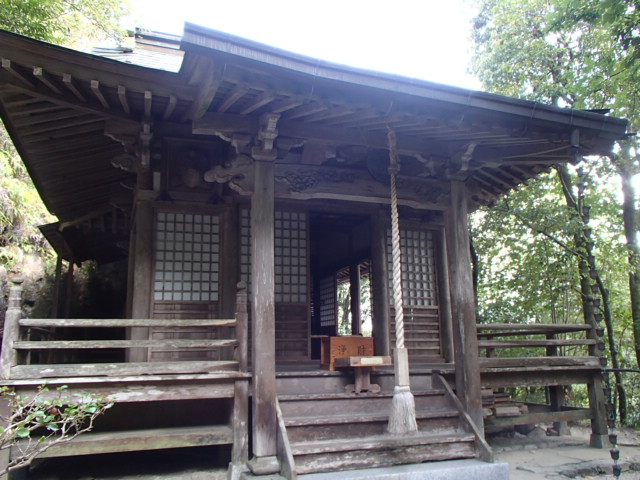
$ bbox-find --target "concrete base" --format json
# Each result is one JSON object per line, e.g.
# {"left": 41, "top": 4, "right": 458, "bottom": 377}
{"left": 298, "top": 459, "right": 509, "bottom": 480}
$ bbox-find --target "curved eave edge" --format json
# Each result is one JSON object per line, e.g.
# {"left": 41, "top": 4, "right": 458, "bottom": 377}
{"left": 181, "top": 22, "right": 628, "bottom": 139}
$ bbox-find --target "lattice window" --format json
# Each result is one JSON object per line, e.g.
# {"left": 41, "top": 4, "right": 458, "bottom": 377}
{"left": 318, "top": 275, "right": 337, "bottom": 328}
{"left": 239, "top": 209, "right": 252, "bottom": 292}
{"left": 387, "top": 228, "right": 438, "bottom": 307}
{"left": 154, "top": 212, "right": 220, "bottom": 302}
{"left": 275, "top": 210, "right": 308, "bottom": 303}
{"left": 240, "top": 209, "right": 308, "bottom": 303}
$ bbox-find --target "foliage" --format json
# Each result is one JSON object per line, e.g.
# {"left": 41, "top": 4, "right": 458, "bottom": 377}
{"left": 0, "top": 125, "right": 55, "bottom": 271}
{"left": 470, "top": 0, "right": 640, "bottom": 421}
{"left": 0, "top": 385, "right": 113, "bottom": 473}
{"left": 0, "top": 0, "right": 130, "bottom": 48}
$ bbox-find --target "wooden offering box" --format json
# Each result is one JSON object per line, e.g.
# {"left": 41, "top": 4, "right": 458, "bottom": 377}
{"left": 321, "top": 336, "right": 374, "bottom": 370}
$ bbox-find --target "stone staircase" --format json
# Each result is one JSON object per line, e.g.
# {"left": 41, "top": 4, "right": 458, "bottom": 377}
{"left": 276, "top": 372, "right": 477, "bottom": 475}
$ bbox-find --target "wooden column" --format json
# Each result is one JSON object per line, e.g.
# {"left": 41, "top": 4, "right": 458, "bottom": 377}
{"left": 350, "top": 263, "right": 361, "bottom": 335}
{"left": 129, "top": 192, "right": 154, "bottom": 362}
{"left": 64, "top": 261, "right": 74, "bottom": 318}
{"left": 444, "top": 180, "right": 484, "bottom": 434}
{"left": 52, "top": 256, "right": 63, "bottom": 318}
{"left": 371, "top": 209, "right": 390, "bottom": 356}
{"left": 249, "top": 154, "right": 279, "bottom": 473}
{"left": 436, "top": 228, "right": 455, "bottom": 363}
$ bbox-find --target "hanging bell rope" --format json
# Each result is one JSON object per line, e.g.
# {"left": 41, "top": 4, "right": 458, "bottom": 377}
{"left": 387, "top": 127, "right": 418, "bottom": 434}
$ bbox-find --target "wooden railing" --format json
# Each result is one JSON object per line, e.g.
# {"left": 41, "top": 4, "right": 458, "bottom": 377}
{"left": 475, "top": 322, "right": 605, "bottom": 431}
{"left": 476, "top": 322, "right": 603, "bottom": 370}
{"left": 0, "top": 280, "right": 249, "bottom": 380}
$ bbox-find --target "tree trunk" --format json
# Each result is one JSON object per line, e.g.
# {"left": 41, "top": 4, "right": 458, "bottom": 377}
{"left": 615, "top": 147, "right": 640, "bottom": 369}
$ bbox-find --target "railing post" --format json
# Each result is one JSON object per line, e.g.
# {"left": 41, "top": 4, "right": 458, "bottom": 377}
{"left": 234, "top": 282, "right": 248, "bottom": 373}
{"left": 1, "top": 278, "right": 23, "bottom": 379}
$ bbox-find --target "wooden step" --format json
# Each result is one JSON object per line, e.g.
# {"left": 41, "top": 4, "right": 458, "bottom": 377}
{"left": 285, "top": 409, "right": 460, "bottom": 442}
{"left": 291, "top": 431, "right": 476, "bottom": 474}
{"left": 278, "top": 390, "right": 449, "bottom": 417}
{"left": 12, "top": 425, "right": 233, "bottom": 459}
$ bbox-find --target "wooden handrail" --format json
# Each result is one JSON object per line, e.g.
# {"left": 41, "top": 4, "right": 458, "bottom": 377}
{"left": 434, "top": 374, "right": 493, "bottom": 463}
{"left": 1, "top": 282, "right": 250, "bottom": 380}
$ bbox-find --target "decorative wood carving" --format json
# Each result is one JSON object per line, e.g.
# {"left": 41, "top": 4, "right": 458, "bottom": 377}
{"left": 205, "top": 161, "right": 449, "bottom": 207}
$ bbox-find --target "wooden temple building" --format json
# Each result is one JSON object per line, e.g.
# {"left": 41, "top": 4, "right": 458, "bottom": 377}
{"left": 0, "top": 24, "right": 629, "bottom": 479}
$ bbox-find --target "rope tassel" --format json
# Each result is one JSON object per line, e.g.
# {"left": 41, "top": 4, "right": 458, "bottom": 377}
{"left": 387, "top": 127, "right": 418, "bottom": 434}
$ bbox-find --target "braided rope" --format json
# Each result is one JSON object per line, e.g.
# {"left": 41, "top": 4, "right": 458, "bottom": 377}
{"left": 388, "top": 128, "right": 405, "bottom": 350}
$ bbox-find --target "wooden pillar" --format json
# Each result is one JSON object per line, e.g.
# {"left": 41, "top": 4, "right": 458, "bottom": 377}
{"left": 64, "top": 261, "right": 74, "bottom": 318}
{"left": 129, "top": 193, "right": 154, "bottom": 362}
{"left": 249, "top": 154, "right": 279, "bottom": 474}
{"left": 444, "top": 180, "right": 484, "bottom": 434}
{"left": 436, "top": 228, "right": 455, "bottom": 363}
{"left": 371, "top": 209, "right": 390, "bottom": 356}
{"left": 51, "top": 256, "right": 63, "bottom": 318}
{"left": 350, "top": 263, "right": 361, "bottom": 335}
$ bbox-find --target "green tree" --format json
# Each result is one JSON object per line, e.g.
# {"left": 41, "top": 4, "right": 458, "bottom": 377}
{"left": 470, "top": 0, "right": 640, "bottom": 421}
{"left": 0, "top": 0, "right": 129, "bottom": 48}
{"left": 0, "top": 0, "right": 130, "bottom": 273}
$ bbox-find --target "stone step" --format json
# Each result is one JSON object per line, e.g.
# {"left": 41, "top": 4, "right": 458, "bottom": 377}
{"left": 297, "top": 459, "right": 509, "bottom": 480}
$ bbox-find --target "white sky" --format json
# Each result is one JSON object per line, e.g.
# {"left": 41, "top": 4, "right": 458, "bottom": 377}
{"left": 127, "top": 0, "right": 482, "bottom": 90}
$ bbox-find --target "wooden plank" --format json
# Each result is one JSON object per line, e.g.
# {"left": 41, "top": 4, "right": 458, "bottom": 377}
{"left": 479, "top": 356, "right": 600, "bottom": 368}
{"left": 334, "top": 356, "right": 392, "bottom": 367}
{"left": 14, "top": 339, "right": 238, "bottom": 350}
{"left": 476, "top": 323, "right": 591, "bottom": 334}
{"left": 485, "top": 408, "right": 591, "bottom": 428}
{"left": 478, "top": 339, "right": 595, "bottom": 348}
{"left": 9, "top": 381, "right": 236, "bottom": 403}
{"left": 10, "top": 360, "right": 239, "bottom": 379}
{"left": 19, "top": 318, "right": 235, "bottom": 328}
{"left": 12, "top": 425, "right": 233, "bottom": 459}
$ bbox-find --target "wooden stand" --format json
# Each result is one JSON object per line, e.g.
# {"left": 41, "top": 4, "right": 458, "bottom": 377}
{"left": 320, "top": 336, "right": 374, "bottom": 371}
{"left": 334, "top": 356, "right": 392, "bottom": 394}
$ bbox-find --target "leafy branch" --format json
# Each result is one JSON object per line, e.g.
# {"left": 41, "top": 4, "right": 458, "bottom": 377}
{"left": 0, "top": 385, "right": 113, "bottom": 473}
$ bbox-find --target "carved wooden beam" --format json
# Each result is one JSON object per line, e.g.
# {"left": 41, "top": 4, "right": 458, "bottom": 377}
{"left": 205, "top": 162, "right": 450, "bottom": 209}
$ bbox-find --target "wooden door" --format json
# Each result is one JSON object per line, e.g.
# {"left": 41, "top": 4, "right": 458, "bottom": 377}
{"left": 388, "top": 226, "right": 443, "bottom": 361}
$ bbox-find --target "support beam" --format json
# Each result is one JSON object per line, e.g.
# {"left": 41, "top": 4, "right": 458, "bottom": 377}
{"left": 90, "top": 80, "right": 110, "bottom": 109}
{"left": 445, "top": 180, "right": 484, "bottom": 434}
{"left": 62, "top": 73, "right": 86, "bottom": 102}
{"left": 117, "top": 85, "right": 130, "bottom": 114}
{"left": 33, "top": 67, "right": 62, "bottom": 94}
